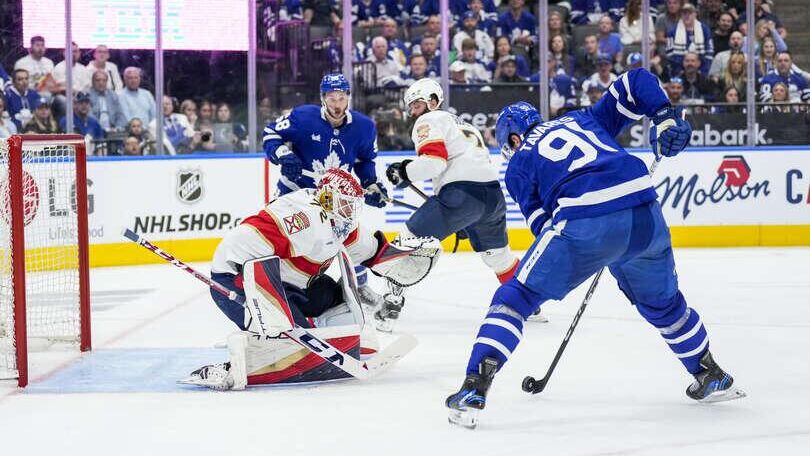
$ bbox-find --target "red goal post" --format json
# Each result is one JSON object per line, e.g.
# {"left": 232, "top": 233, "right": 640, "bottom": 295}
{"left": 0, "top": 134, "right": 91, "bottom": 387}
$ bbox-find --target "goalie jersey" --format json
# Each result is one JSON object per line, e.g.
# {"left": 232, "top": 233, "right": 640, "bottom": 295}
{"left": 506, "top": 68, "right": 669, "bottom": 234}
{"left": 410, "top": 110, "right": 499, "bottom": 193}
{"left": 212, "top": 189, "right": 379, "bottom": 289}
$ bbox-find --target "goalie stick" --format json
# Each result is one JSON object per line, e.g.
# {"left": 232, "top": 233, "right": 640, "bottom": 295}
{"left": 121, "top": 228, "right": 417, "bottom": 380}
{"left": 522, "top": 154, "right": 664, "bottom": 395}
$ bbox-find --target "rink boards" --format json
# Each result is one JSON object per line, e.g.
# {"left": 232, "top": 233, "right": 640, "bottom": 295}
{"left": 50, "top": 147, "right": 810, "bottom": 266}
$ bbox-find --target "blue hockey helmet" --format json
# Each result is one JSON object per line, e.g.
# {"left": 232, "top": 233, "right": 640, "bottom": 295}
{"left": 320, "top": 73, "right": 351, "bottom": 96}
{"left": 495, "top": 102, "right": 542, "bottom": 160}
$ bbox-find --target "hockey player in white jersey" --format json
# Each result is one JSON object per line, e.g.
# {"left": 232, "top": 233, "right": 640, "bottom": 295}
{"left": 182, "top": 168, "right": 439, "bottom": 389}
{"left": 382, "top": 78, "right": 544, "bottom": 329}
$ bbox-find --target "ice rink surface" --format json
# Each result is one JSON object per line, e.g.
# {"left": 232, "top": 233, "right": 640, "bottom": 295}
{"left": 1, "top": 248, "right": 809, "bottom": 456}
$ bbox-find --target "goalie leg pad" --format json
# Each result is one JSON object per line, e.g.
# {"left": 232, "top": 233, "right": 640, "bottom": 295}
{"left": 243, "top": 256, "right": 297, "bottom": 336}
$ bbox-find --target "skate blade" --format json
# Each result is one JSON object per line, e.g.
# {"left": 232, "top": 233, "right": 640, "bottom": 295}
{"left": 448, "top": 408, "right": 479, "bottom": 429}
{"left": 527, "top": 313, "right": 549, "bottom": 323}
{"left": 698, "top": 386, "right": 747, "bottom": 403}
{"left": 177, "top": 376, "right": 234, "bottom": 391}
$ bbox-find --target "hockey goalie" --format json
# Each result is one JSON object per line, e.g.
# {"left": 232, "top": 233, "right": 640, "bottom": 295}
{"left": 181, "top": 168, "right": 440, "bottom": 390}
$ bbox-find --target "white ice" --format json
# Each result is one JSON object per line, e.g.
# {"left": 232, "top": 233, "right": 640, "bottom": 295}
{"left": 2, "top": 248, "right": 809, "bottom": 456}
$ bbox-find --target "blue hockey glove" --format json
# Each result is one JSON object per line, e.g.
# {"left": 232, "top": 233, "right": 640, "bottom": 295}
{"left": 363, "top": 182, "right": 389, "bottom": 208}
{"left": 277, "top": 151, "right": 303, "bottom": 181}
{"left": 651, "top": 106, "right": 692, "bottom": 157}
{"left": 386, "top": 160, "right": 412, "bottom": 189}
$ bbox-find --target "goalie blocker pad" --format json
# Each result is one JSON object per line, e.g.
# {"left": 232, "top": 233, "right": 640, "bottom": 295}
{"left": 362, "top": 231, "right": 441, "bottom": 288}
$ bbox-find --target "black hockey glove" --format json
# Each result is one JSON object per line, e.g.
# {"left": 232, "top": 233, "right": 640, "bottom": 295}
{"left": 363, "top": 182, "right": 389, "bottom": 208}
{"left": 386, "top": 160, "right": 413, "bottom": 189}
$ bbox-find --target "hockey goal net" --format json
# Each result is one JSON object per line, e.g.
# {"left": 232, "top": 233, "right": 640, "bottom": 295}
{"left": 0, "top": 134, "right": 90, "bottom": 387}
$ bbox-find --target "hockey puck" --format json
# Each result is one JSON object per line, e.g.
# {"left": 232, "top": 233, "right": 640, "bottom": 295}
{"left": 522, "top": 376, "right": 537, "bottom": 393}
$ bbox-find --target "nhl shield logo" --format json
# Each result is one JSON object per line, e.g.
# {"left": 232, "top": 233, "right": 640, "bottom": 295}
{"left": 176, "top": 169, "right": 204, "bottom": 204}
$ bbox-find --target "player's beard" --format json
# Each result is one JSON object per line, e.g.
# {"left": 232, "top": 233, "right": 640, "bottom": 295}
{"left": 324, "top": 105, "right": 347, "bottom": 125}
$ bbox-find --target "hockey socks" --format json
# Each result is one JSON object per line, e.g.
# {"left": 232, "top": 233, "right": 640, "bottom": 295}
{"left": 659, "top": 306, "right": 709, "bottom": 374}
{"left": 465, "top": 305, "right": 524, "bottom": 375}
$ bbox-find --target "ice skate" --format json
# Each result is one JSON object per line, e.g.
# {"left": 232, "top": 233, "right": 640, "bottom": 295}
{"left": 446, "top": 357, "right": 499, "bottom": 429}
{"left": 373, "top": 292, "right": 405, "bottom": 333}
{"left": 358, "top": 284, "right": 385, "bottom": 314}
{"left": 178, "top": 362, "right": 234, "bottom": 391}
{"left": 527, "top": 307, "right": 549, "bottom": 323}
{"left": 686, "top": 351, "right": 746, "bottom": 403}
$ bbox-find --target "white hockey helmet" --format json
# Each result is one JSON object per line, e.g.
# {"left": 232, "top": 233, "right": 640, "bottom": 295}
{"left": 403, "top": 78, "right": 444, "bottom": 110}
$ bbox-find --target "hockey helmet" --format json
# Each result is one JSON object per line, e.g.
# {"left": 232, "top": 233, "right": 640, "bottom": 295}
{"left": 316, "top": 168, "right": 364, "bottom": 238}
{"left": 320, "top": 73, "right": 351, "bottom": 96}
{"left": 403, "top": 78, "right": 444, "bottom": 111}
{"left": 495, "top": 102, "right": 542, "bottom": 160}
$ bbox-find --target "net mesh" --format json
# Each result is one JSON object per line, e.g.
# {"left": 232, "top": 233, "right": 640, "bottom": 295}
{"left": 0, "top": 138, "right": 82, "bottom": 379}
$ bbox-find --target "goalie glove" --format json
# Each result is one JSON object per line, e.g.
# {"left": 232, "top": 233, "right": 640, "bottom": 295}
{"left": 651, "top": 106, "right": 692, "bottom": 157}
{"left": 362, "top": 232, "right": 442, "bottom": 288}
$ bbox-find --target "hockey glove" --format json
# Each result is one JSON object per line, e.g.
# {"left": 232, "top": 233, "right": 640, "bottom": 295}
{"left": 651, "top": 106, "right": 692, "bottom": 157}
{"left": 386, "top": 160, "right": 413, "bottom": 189}
{"left": 277, "top": 149, "right": 304, "bottom": 181}
{"left": 363, "top": 182, "right": 389, "bottom": 208}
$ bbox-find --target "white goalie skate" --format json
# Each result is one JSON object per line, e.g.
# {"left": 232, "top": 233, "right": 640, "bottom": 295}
{"left": 357, "top": 284, "right": 385, "bottom": 314}
{"left": 179, "top": 362, "right": 235, "bottom": 391}
{"left": 373, "top": 289, "right": 405, "bottom": 333}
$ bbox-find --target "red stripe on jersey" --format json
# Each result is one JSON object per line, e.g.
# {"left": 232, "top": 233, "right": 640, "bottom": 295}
{"left": 286, "top": 255, "right": 323, "bottom": 277}
{"left": 242, "top": 211, "right": 292, "bottom": 258}
{"left": 342, "top": 227, "right": 359, "bottom": 247}
{"left": 417, "top": 140, "right": 448, "bottom": 160}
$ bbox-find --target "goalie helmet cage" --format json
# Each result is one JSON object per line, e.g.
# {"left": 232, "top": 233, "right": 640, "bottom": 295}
{"left": 0, "top": 134, "right": 91, "bottom": 388}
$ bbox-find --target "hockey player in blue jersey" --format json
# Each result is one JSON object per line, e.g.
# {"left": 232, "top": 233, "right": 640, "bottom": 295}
{"left": 445, "top": 68, "right": 745, "bottom": 429}
{"left": 262, "top": 73, "right": 390, "bottom": 309}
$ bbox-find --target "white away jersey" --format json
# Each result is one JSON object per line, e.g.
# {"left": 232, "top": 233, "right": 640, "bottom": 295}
{"left": 410, "top": 110, "right": 499, "bottom": 192}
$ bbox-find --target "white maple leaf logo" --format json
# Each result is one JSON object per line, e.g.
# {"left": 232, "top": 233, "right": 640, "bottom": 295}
{"left": 311, "top": 150, "right": 350, "bottom": 177}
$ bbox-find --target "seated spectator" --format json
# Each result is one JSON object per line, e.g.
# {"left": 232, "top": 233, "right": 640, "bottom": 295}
{"left": 655, "top": 0, "right": 683, "bottom": 55}
{"left": 14, "top": 35, "right": 54, "bottom": 94}
{"left": 60, "top": 92, "right": 104, "bottom": 145}
{"left": 122, "top": 135, "right": 143, "bottom": 156}
{"left": 574, "top": 34, "right": 600, "bottom": 80}
{"left": 650, "top": 47, "right": 673, "bottom": 81}
{"left": 666, "top": 3, "right": 714, "bottom": 75}
{"left": 303, "top": 0, "right": 340, "bottom": 30}
{"left": 581, "top": 55, "right": 617, "bottom": 106}
{"left": 353, "top": 0, "right": 387, "bottom": 29}
{"left": 464, "top": 0, "right": 497, "bottom": 35}
{"left": 126, "top": 118, "right": 156, "bottom": 154}
{"left": 550, "top": 35, "right": 576, "bottom": 76}
{"left": 400, "top": 54, "right": 435, "bottom": 85}
{"left": 117, "top": 67, "right": 156, "bottom": 124}
{"left": 196, "top": 100, "right": 215, "bottom": 130}
{"left": 547, "top": 11, "right": 572, "bottom": 51}
{"left": 496, "top": 0, "right": 536, "bottom": 52}
{"left": 374, "top": 108, "right": 412, "bottom": 150}
{"left": 620, "top": 0, "right": 655, "bottom": 46}
{"left": 770, "top": 82, "right": 791, "bottom": 105}
{"left": 586, "top": 85, "right": 606, "bottom": 105}
{"left": 449, "top": 60, "right": 469, "bottom": 84}
{"left": 413, "top": 35, "right": 441, "bottom": 76}
{"left": 149, "top": 95, "right": 197, "bottom": 155}
{"left": 759, "top": 52, "right": 810, "bottom": 103}
{"left": 180, "top": 99, "right": 198, "bottom": 128}
{"left": 453, "top": 11, "right": 495, "bottom": 64}
{"left": 0, "top": 97, "right": 18, "bottom": 137}
{"left": 679, "top": 52, "right": 718, "bottom": 103}
{"left": 88, "top": 45, "right": 124, "bottom": 91}
{"left": 712, "top": 12, "right": 735, "bottom": 54}
{"left": 530, "top": 56, "right": 578, "bottom": 116}
{"left": 756, "top": 36, "right": 779, "bottom": 80}
{"left": 710, "top": 31, "right": 744, "bottom": 81}
{"left": 666, "top": 77, "right": 685, "bottom": 104}
{"left": 23, "top": 96, "right": 60, "bottom": 134}
{"left": 494, "top": 56, "right": 526, "bottom": 83}
{"left": 212, "top": 102, "right": 247, "bottom": 152}
{"left": 88, "top": 70, "right": 127, "bottom": 132}
{"left": 714, "top": 86, "right": 743, "bottom": 113}
{"left": 718, "top": 52, "right": 747, "bottom": 101}
{"left": 747, "top": 19, "right": 787, "bottom": 57}
{"left": 571, "top": 0, "right": 624, "bottom": 25}
{"left": 5, "top": 69, "right": 40, "bottom": 130}
{"left": 367, "top": 36, "right": 403, "bottom": 86}
{"left": 737, "top": 0, "right": 786, "bottom": 39}
{"left": 488, "top": 36, "right": 530, "bottom": 79}
{"left": 698, "top": 0, "right": 724, "bottom": 30}
{"left": 380, "top": 18, "right": 410, "bottom": 67}
{"left": 412, "top": 15, "right": 443, "bottom": 50}
{"left": 597, "top": 15, "right": 624, "bottom": 67}
{"left": 52, "top": 42, "right": 91, "bottom": 95}
{"left": 456, "top": 38, "right": 491, "bottom": 83}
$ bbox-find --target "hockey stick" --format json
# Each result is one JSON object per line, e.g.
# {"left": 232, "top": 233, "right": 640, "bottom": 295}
{"left": 522, "top": 155, "right": 664, "bottom": 395}
{"left": 121, "top": 228, "right": 417, "bottom": 380}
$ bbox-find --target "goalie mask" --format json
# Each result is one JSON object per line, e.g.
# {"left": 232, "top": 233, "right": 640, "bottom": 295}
{"left": 317, "top": 168, "right": 364, "bottom": 239}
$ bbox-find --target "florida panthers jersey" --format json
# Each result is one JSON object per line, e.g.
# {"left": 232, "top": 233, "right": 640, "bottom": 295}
{"left": 410, "top": 110, "right": 499, "bottom": 192}
{"left": 212, "top": 189, "right": 378, "bottom": 289}
{"left": 506, "top": 68, "right": 670, "bottom": 232}
{"left": 262, "top": 105, "right": 379, "bottom": 193}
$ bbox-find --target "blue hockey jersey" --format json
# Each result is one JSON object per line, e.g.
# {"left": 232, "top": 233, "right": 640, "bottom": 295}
{"left": 758, "top": 69, "right": 810, "bottom": 103}
{"left": 263, "top": 105, "right": 379, "bottom": 193}
{"left": 506, "top": 68, "right": 669, "bottom": 232}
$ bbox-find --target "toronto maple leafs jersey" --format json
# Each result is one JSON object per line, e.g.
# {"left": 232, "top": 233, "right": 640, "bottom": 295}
{"left": 262, "top": 105, "right": 379, "bottom": 194}
{"left": 758, "top": 69, "right": 810, "bottom": 103}
{"left": 506, "top": 68, "right": 669, "bottom": 232}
